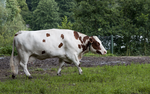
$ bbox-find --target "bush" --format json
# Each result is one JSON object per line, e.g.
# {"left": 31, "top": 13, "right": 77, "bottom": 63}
{"left": 0, "top": 31, "right": 18, "bottom": 56}
{"left": 0, "top": 46, "right": 17, "bottom": 56}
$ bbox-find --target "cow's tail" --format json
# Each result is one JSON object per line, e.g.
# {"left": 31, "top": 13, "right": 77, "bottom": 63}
{"left": 10, "top": 37, "right": 16, "bottom": 77}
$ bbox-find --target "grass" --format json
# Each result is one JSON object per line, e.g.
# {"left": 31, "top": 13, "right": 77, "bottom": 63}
{"left": 1, "top": 63, "right": 150, "bottom": 94}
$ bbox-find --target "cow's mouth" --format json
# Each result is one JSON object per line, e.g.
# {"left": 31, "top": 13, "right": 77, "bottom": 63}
{"left": 96, "top": 50, "right": 102, "bottom": 55}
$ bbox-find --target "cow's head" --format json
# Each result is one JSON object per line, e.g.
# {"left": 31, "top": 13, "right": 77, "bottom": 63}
{"left": 89, "top": 36, "right": 107, "bottom": 55}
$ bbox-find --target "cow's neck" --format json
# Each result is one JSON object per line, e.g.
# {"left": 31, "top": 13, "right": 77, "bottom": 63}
{"left": 88, "top": 42, "right": 92, "bottom": 51}
{"left": 80, "top": 36, "right": 91, "bottom": 54}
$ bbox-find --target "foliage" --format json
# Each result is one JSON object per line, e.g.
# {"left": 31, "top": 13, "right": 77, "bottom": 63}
{"left": 26, "top": 0, "right": 40, "bottom": 11}
{"left": 72, "top": 0, "right": 150, "bottom": 56}
{"left": 4, "top": 0, "right": 27, "bottom": 33}
{"left": 0, "top": 31, "right": 18, "bottom": 55}
{"left": 0, "top": 5, "right": 7, "bottom": 31}
{"left": 57, "top": 16, "right": 73, "bottom": 29}
{"left": 24, "top": 0, "right": 41, "bottom": 28}
{"left": 17, "top": 0, "right": 28, "bottom": 11}
{"left": 0, "top": 32, "right": 13, "bottom": 47}
{"left": 1, "top": 64, "right": 150, "bottom": 93}
{"left": 6, "top": 0, "right": 21, "bottom": 20}
{"left": 113, "top": 0, "right": 150, "bottom": 56}
{"left": 55, "top": 0, "right": 76, "bottom": 23}
{"left": 24, "top": 0, "right": 40, "bottom": 27}
{"left": 17, "top": 0, "right": 30, "bottom": 26}
{"left": 1, "top": 0, "right": 150, "bottom": 56}
{"left": 0, "top": 0, "right": 27, "bottom": 34}
{"left": 25, "top": 0, "right": 76, "bottom": 30}
{"left": 31, "top": 0, "right": 60, "bottom": 30}
{"left": 0, "top": 0, "right": 27, "bottom": 55}
{"left": 72, "top": 0, "right": 115, "bottom": 36}
{"left": 0, "top": 46, "right": 18, "bottom": 55}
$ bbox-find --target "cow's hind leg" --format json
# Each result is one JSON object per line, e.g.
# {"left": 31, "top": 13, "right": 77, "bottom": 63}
{"left": 19, "top": 53, "right": 32, "bottom": 79}
{"left": 57, "top": 59, "right": 65, "bottom": 76}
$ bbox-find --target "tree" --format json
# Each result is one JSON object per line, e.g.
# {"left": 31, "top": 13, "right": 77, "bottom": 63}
{"left": 55, "top": 0, "right": 76, "bottom": 22}
{"left": 17, "top": 0, "right": 30, "bottom": 25}
{"left": 58, "top": 16, "right": 73, "bottom": 29}
{"left": 26, "top": 0, "right": 40, "bottom": 11}
{"left": 0, "top": 4, "right": 8, "bottom": 34}
{"left": 73, "top": 0, "right": 150, "bottom": 55}
{"left": 17, "top": 0, "right": 28, "bottom": 11}
{"left": 72, "top": 0, "right": 116, "bottom": 36}
{"left": 0, "top": 0, "right": 27, "bottom": 47}
{"left": 4, "top": 0, "right": 27, "bottom": 33}
{"left": 114, "top": 0, "right": 150, "bottom": 55}
{"left": 31, "top": 0, "right": 60, "bottom": 30}
{"left": 21, "top": 0, "right": 40, "bottom": 27}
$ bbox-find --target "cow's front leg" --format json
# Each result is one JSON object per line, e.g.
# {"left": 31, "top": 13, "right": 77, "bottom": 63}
{"left": 72, "top": 54, "right": 83, "bottom": 75}
{"left": 78, "top": 64, "right": 82, "bottom": 75}
{"left": 66, "top": 53, "right": 83, "bottom": 75}
{"left": 75, "top": 63, "right": 82, "bottom": 75}
{"left": 57, "top": 59, "right": 65, "bottom": 76}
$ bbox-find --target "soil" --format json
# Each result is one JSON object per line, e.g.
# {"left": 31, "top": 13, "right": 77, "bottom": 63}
{"left": 0, "top": 56, "right": 150, "bottom": 81}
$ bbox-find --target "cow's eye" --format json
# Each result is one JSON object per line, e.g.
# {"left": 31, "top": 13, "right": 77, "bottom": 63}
{"left": 97, "top": 42, "right": 100, "bottom": 46}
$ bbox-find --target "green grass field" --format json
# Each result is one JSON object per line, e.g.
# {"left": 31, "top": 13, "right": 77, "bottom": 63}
{"left": 1, "top": 63, "right": 150, "bottom": 94}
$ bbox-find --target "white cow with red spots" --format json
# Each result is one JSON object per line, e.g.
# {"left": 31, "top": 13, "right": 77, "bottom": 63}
{"left": 10, "top": 29, "right": 107, "bottom": 79}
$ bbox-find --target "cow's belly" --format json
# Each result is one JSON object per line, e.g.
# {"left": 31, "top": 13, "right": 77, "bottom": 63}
{"left": 30, "top": 50, "right": 67, "bottom": 60}
{"left": 30, "top": 54, "right": 49, "bottom": 60}
{"left": 32, "top": 52, "right": 73, "bottom": 64}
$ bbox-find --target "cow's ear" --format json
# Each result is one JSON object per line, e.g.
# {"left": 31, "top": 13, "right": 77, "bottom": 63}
{"left": 89, "top": 38, "right": 93, "bottom": 43}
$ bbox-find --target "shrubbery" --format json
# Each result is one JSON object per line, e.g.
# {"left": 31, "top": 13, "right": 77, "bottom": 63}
{"left": 0, "top": 1, "right": 27, "bottom": 56}
{"left": 0, "top": 46, "right": 17, "bottom": 56}
{"left": 0, "top": 32, "right": 17, "bottom": 56}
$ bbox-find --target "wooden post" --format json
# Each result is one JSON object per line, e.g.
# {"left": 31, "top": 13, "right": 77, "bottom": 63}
{"left": 110, "top": 35, "right": 113, "bottom": 54}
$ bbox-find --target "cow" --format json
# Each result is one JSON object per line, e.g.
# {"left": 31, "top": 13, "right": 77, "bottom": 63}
{"left": 10, "top": 29, "right": 107, "bottom": 79}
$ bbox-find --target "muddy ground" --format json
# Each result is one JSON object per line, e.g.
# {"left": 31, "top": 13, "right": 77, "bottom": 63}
{"left": 0, "top": 56, "right": 150, "bottom": 81}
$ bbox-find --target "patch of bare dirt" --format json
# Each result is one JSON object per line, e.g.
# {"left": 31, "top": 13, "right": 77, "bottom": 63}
{"left": 0, "top": 56, "right": 150, "bottom": 81}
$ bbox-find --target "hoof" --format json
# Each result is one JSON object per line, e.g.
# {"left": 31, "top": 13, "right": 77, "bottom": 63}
{"left": 57, "top": 72, "right": 61, "bottom": 76}
{"left": 79, "top": 72, "right": 82, "bottom": 75}
{"left": 57, "top": 73, "right": 61, "bottom": 76}
{"left": 27, "top": 76, "right": 33, "bottom": 79}
{"left": 12, "top": 74, "right": 16, "bottom": 79}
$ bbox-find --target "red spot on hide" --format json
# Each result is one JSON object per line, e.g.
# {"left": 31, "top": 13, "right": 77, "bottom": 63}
{"left": 58, "top": 43, "right": 63, "bottom": 48}
{"left": 79, "top": 37, "right": 83, "bottom": 43}
{"left": 83, "top": 36, "right": 89, "bottom": 43}
{"left": 74, "top": 31, "right": 79, "bottom": 40}
{"left": 78, "top": 44, "right": 81, "bottom": 49}
{"left": 46, "top": 33, "right": 50, "bottom": 37}
{"left": 43, "top": 39, "right": 46, "bottom": 42}
{"left": 61, "top": 34, "right": 64, "bottom": 39}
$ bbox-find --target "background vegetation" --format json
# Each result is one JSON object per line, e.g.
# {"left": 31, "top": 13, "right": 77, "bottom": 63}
{"left": 0, "top": 0, "right": 150, "bottom": 56}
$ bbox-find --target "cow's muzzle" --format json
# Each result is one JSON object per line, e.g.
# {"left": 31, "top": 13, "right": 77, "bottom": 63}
{"left": 104, "top": 51, "right": 107, "bottom": 54}
{"left": 96, "top": 50, "right": 107, "bottom": 55}
{"left": 96, "top": 50, "right": 102, "bottom": 54}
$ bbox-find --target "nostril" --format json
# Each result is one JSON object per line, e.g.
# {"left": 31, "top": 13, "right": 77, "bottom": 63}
{"left": 104, "top": 51, "right": 107, "bottom": 54}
